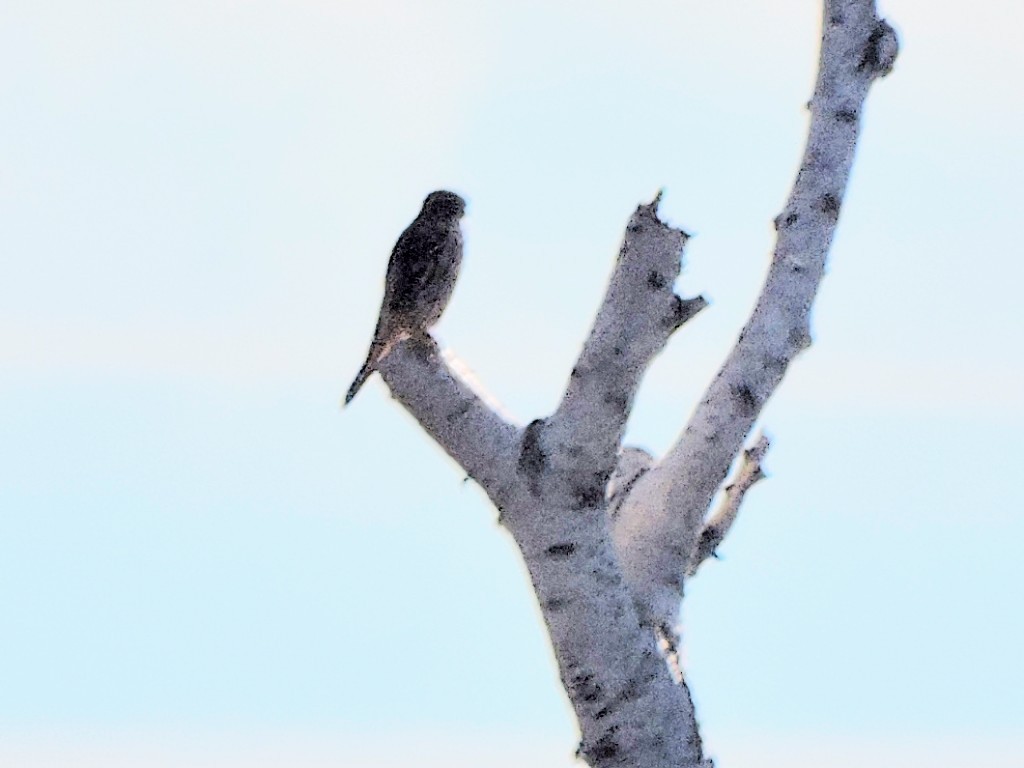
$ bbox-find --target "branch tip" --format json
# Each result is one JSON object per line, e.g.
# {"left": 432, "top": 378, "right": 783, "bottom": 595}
{"left": 745, "top": 433, "right": 771, "bottom": 461}
{"left": 669, "top": 294, "right": 708, "bottom": 331}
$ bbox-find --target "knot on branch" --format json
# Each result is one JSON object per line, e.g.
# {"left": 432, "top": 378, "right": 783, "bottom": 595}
{"left": 518, "top": 418, "right": 549, "bottom": 496}
{"left": 859, "top": 19, "right": 899, "bottom": 78}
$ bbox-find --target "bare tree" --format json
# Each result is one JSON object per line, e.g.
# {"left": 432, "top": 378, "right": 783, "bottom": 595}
{"left": 347, "top": 2, "right": 897, "bottom": 766}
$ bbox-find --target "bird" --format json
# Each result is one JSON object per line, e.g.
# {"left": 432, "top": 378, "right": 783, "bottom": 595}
{"left": 344, "top": 190, "right": 466, "bottom": 405}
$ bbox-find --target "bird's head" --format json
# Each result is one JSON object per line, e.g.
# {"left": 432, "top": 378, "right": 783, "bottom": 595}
{"left": 423, "top": 190, "right": 466, "bottom": 219}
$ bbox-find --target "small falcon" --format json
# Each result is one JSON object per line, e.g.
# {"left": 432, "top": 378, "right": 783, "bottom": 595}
{"left": 344, "top": 190, "right": 466, "bottom": 405}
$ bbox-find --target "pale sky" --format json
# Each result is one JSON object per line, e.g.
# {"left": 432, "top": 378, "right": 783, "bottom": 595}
{"left": 2, "top": 1, "right": 1022, "bottom": 766}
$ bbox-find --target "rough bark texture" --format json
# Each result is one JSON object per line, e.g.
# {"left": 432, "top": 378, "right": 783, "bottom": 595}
{"left": 352, "top": 2, "right": 897, "bottom": 766}
{"left": 610, "top": 0, "right": 897, "bottom": 642}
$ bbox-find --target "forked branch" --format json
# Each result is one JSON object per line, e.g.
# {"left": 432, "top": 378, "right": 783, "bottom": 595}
{"left": 609, "top": 0, "right": 897, "bottom": 635}
{"left": 354, "top": 2, "right": 897, "bottom": 766}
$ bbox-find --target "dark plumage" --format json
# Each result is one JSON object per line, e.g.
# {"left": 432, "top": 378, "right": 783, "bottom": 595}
{"left": 344, "top": 190, "right": 466, "bottom": 405}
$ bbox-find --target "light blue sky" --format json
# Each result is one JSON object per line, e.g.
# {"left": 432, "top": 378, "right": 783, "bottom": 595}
{"left": 2, "top": 1, "right": 1021, "bottom": 766}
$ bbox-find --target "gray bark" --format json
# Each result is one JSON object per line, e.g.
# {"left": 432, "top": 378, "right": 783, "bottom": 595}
{"left": 356, "top": 2, "right": 897, "bottom": 765}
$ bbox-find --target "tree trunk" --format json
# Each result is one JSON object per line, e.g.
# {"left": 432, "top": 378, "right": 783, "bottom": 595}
{"left": 353, "top": 2, "right": 897, "bottom": 764}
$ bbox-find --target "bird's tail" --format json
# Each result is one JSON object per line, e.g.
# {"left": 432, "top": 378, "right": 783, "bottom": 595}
{"left": 344, "top": 360, "right": 374, "bottom": 406}
{"left": 344, "top": 334, "right": 394, "bottom": 406}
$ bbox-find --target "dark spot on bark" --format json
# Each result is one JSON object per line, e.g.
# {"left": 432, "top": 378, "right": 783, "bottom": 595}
{"left": 570, "top": 366, "right": 581, "bottom": 379}
{"left": 660, "top": 570, "right": 682, "bottom": 589}
{"left": 546, "top": 542, "right": 576, "bottom": 558}
{"left": 543, "top": 597, "right": 568, "bottom": 612}
{"left": 613, "top": 680, "right": 641, "bottom": 705}
{"left": 733, "top": 384, "right": 759, "bottom": 416}
{"left": 590, "top": 733, "right": 621, "bottom": 761}
{"left": 821, "top": 193, "right": 841, "bottom": 219}
{"left": 594, "top": 706, "right": 611, "bottom": 720}
{"left": 566, "top": 443, "right": 583, "bottom": 458}
{"left": 612, "top": 345, "right": 624, "bottom": 357}
{"left": 830, "top": 11, "right": 844, "bottom": 25}
{"left": 571, "top": 671, "right": 593, "bottom": 686}
{"left": 647, "top": 270, "right": 667, "bottom": 289}
{"left": 764, "top": 354, "right": 788, "bottom": 377}
{"left": 835, "top": 109, "right": 857, "bottom": 124}
{"left": 572, "top": 482, "right": 604, "bottom": 510}
{"left": 518, "top": 418, "right": 548, "bottom": 495}
{"left": 774, "top": 212, "right": 800, "bottom": 230}
{"left": 791, "top": 262, "right": 805, "bottom": 274}
{"left": 445, "top": 401, "right": 471, "bottom": 424}
{"left": 859, "top": 22, "right": 887, "bottom": 72}
{"left": 602, "top": 391, "right": 629, "bottom": 411}
{"left": 570, "top": 672, "right": 603, "bottom": 703}
{"left": 789, "top": 325, "right": 812, "bottom": 349}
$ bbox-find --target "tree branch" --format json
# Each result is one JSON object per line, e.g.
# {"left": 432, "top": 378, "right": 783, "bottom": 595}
{"left": 376, "top": 337, "right": 519, "bottom": 490}
{"left": 546, "top": 193, "right": 706, "bottom": 496}
{"left": 366, "top": 227, "right": 710, "bottom": 764}
{"left": 610, "top": 0, "right": 897, "bottom": 631}
{"left": 355, "top": 5, "right": 897, "bottom": 767}
{"left": 687, "top": 433, "right": 770, "bottom": 577}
